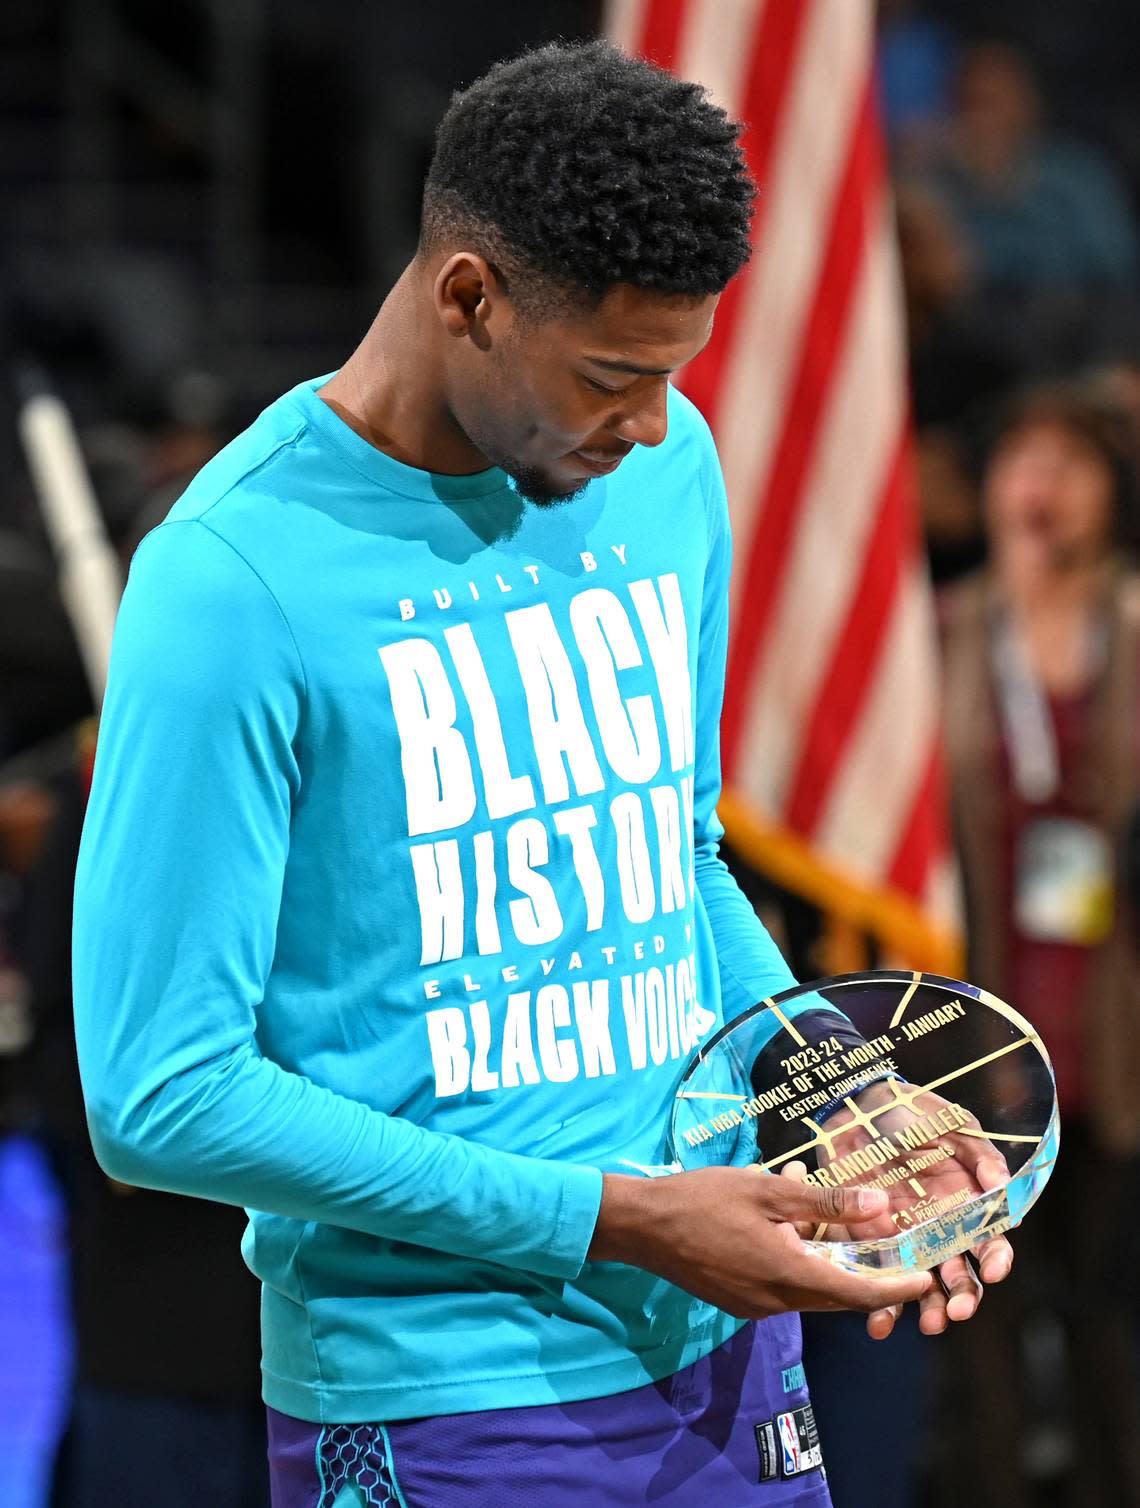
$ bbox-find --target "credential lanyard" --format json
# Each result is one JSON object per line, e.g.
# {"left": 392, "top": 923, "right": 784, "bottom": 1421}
{"left": 990, "top": 607, "right": 1106, "bottom": 805}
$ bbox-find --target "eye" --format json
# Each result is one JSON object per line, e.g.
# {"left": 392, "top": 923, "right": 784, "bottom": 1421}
{"left": 581, "top": 374, "right": 621, "bottom": 395}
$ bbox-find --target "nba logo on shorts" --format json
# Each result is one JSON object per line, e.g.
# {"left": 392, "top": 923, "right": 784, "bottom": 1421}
{"left": 776, "top": 1411, "right": 801, "bottom": 1476}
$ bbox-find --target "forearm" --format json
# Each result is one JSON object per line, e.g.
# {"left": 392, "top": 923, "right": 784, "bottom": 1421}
{"left": 74, "top": 520, "right": 602, "bottom": 1283}
{"left": 695, "top": 851, "right": 796, "bottom": 1013}
{"left": 696, "top": 855, "right": 866, "bottom": 1069}
{"left": 86, "top": 1039, "right": 602, "bottom": 1280}
{"left": 588, "top": 1171, "right": 656, "bottom": 1264}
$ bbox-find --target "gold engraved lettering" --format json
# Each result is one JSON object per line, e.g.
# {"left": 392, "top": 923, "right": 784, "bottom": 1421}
{"left": 907, "top": 1145, "right": 952, "bottom": 1175}
{"left": 899, "top": 999, "right": 966, "bottom": 1043}
{"left": 762, "top": 1033, "right": 1036, "bottom": 1174}
{"left": 824, "top": 1133, "right": 904, "bottom": 1184}
{"left": 738, "top": 1082, "right": 797, "bottom": 1117}
{"left": 830, "top": 1137, "right": 954, "bottom": 1193}
{"left": 840, "top": 1033, "right": 895, "bottom": 1071}
{"left": 775, "top": 1058, "right": 903, "bottom": 1124}
{"left": 709, "top": 1110, "right": 744, "bottom": 1133}
{"left": 803, "top": 1166, "right": 838, "bottom": 1189}
{"left": 769, "top": 1003, "right": 808, "bottom": 1048}
{"left": 892, "top": 1102, "right": 970, "bottom": 1153}
{"left": 813, "top": 1059, "right": 845, "bottom": 1083}
{"left": 894, "top": 1118, "right": 931, "bottom": 1153}
{"left": 893, "top": 1184, "right": 975, "bottom": 1229}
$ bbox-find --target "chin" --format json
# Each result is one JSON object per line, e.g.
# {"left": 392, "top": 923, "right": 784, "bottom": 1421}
{"left": 462, "top": 418, "right": 589, "bottom": 508}
{"left": 507, "top": 464, "right": 590, "bottom": 508}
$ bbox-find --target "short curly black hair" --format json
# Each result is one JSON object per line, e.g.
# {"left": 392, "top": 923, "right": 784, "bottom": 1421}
{"left": 420, "top": 40, "right": 755, "bottom": 314}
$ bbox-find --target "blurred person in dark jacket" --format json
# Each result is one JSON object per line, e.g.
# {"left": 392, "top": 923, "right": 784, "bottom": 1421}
{"left": 923, "top": 42, "right": 1140, "bottom": 371}
{"left": 895, "top": 178, "right": 1020, "bottom": 584}
{"left": 939, "top": 382, "right": 1140, "bottom": 1508}
{"left": 20, "top": 761, "right": 270, "bottom": 1508}
{"left": 5, "top": 382, "right": 269, "bottom": 1508}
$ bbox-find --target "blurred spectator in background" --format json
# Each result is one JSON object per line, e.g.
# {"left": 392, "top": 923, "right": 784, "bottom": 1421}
{"left": 938, "top": 383, "right": 1140, "bottom": 1507}
{"left": 2, "top": 4, "right": 1139, "bottom": 1504}
{"left": 921, "top": 43, "right": 1140, "bottom": 372}
{"left": 877, "top": 0, "right": 957, "bottom": 168}
{"left": 1090, "top": 359, "right": 1140, "bottom": 470}
{"left": 895, "top": 179, "right": 1020, "bottom": 583}
{"left": 0, "top": 378, "right": 269, "bottom": 1507}
{"left": 23, "top": 765, "right": 270, "bottom": 1508}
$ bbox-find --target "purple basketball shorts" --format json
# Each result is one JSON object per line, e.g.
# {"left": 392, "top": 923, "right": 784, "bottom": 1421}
{"left": 266, "top": 1317, "right": 832, "bottom": 1507}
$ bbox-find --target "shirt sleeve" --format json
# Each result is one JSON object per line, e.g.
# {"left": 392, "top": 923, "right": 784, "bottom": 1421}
{"left": 72, "top": 518, "right": 601, "bottom": 1281}
{"left": 690, "top": 424, "right": 801, "bottom": 1027}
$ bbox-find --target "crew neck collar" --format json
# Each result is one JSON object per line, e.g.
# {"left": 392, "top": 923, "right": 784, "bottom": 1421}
{"left": 287, "top": 373, "right": 514, "bottom": 502}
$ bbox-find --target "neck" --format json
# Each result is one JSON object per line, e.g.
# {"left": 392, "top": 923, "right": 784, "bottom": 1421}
{"left": 997, "top": 548, "right": 1111, "bottom": 618}
{"left": 995, "top": 550, "right": 1112, "bottom": 695}
{"left": 317, "top": 264, "right": 492, "bottom": 476}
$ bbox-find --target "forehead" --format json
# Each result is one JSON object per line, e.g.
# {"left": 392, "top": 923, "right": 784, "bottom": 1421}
{"left": 551, "top": 283, "right": 718, "bottom": 368}
{"left": 996, "top": 420, "right": 1106, "bottom": 468}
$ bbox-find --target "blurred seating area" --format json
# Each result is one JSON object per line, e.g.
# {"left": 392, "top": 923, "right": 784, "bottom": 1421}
{"left": 2, "top": 2, "right": 1140, "bottom": 1506}
{"left": 880, "top": 0, "right": 1140, "bottom": 588}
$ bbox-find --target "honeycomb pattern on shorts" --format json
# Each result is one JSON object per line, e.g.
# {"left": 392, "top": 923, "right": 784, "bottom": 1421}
{"left": 317, "top": 1423, "right": 400, "bottom": 1508}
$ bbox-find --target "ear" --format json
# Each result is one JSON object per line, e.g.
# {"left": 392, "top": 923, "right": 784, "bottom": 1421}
{"left": 433, "top": 253, "right": 508, "bottom": 347}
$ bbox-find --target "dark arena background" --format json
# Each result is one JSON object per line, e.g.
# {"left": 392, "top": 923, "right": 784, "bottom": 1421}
{"left": 3, "top": 3, "right": 1140, "bottom": 1506}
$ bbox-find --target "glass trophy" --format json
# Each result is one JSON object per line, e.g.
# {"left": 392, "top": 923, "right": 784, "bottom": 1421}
{"left": 670, "top": 971, "right": 1058, "bottom": 1274}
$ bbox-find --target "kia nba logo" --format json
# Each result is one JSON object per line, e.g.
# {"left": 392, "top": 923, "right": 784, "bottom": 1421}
{"left": 777, "top": 1411, "right": 801, "bottom": 1475}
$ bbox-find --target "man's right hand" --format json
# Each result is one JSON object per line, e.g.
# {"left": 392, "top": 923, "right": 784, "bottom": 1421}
{"left": 588, "top": 1167, "right": 933, "bottom": 1319}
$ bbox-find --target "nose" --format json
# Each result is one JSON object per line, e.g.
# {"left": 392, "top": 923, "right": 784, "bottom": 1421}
{"left": 611, "top": 380, "right": 669, "bottom": 449}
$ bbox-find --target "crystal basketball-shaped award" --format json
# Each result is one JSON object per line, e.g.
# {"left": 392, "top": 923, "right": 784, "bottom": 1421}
{"left": 670, "top": 972, "right": 1059, "bottom": 1274}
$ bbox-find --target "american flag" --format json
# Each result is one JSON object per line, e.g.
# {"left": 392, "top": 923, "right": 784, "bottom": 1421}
{"left": 605, "top": 0, "right": 960, "bottom": 968}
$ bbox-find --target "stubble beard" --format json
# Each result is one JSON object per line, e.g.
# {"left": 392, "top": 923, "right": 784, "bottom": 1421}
{"left": 462, "top": 414, "right": 588, "bottom": 509}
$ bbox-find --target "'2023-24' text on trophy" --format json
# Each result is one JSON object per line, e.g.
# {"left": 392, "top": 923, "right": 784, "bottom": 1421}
{"left": 671, "top": 971, "right": 1059, "bottom": 1274}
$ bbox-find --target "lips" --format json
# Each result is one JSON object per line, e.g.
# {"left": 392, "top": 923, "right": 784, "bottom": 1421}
{"left": 573, "top": 448, "right": 632, "bottom": 476}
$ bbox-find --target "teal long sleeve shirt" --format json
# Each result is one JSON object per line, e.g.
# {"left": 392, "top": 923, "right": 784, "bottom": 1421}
{"left": 72, "top": 377, "right": 798, "bottom": 1423}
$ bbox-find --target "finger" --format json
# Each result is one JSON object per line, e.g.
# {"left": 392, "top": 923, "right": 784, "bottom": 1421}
{"left": 974, "top": 1151, "right": 1011, "bottom": 1187}
{"left": 791, "top": 1250, "right": 934, "bottom": 1314}
{"left": 948, "top": 1133, "right": 1010, "bottom": 1186}
{"left": 762, "top": 1175, "right": 890, "bottom": 1231}
{"left": 973, "top": 1234, "right": 1013, "bottom": 1285}
{"left": 937, "top": 1252, "right": 982, "bottom": 1322}
{"left": 866, "top": 1303, "right": 902, "bottom": 1341}
{"left": 918, "top": 1276, "right": 949, "bottom": 1335}
{"left": 779, "top": 1161, "right": 816, "bottom": 1240}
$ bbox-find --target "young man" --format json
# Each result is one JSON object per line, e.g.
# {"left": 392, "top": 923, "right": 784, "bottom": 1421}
{"left": 73, "top": 41, "right": 1005, "bottom": 1507}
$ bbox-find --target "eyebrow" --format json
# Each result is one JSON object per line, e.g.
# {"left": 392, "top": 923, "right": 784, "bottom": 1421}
{"left": 582, "top": 355, "right": 675, "bottom": 377}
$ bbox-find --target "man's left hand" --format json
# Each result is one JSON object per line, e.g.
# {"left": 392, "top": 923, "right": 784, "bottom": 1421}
{"left": 781, "top": 1079, "right": 1014, "bottom": 1338}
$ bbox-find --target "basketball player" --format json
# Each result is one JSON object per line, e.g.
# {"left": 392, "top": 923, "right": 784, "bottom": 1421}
{"left": 73, "top": 41, "right": 1010, "bottom": 1506}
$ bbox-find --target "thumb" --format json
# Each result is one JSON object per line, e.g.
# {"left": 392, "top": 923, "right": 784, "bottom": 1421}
{"left": 761, "top": 1174, "right": 889, "bottom": 1227}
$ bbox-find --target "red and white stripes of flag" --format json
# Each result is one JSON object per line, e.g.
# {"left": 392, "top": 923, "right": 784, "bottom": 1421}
{"left": 606, "top": 0, "right": 958, "bottom": 949}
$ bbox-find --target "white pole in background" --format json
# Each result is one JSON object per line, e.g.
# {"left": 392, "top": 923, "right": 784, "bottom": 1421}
{"left": 17, "top": 381, "right": 123, "bottom": 708}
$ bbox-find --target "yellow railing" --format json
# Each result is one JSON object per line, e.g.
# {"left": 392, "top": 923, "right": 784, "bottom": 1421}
{"left": 718, "top": 786, "right": 964, "bottom": 977}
